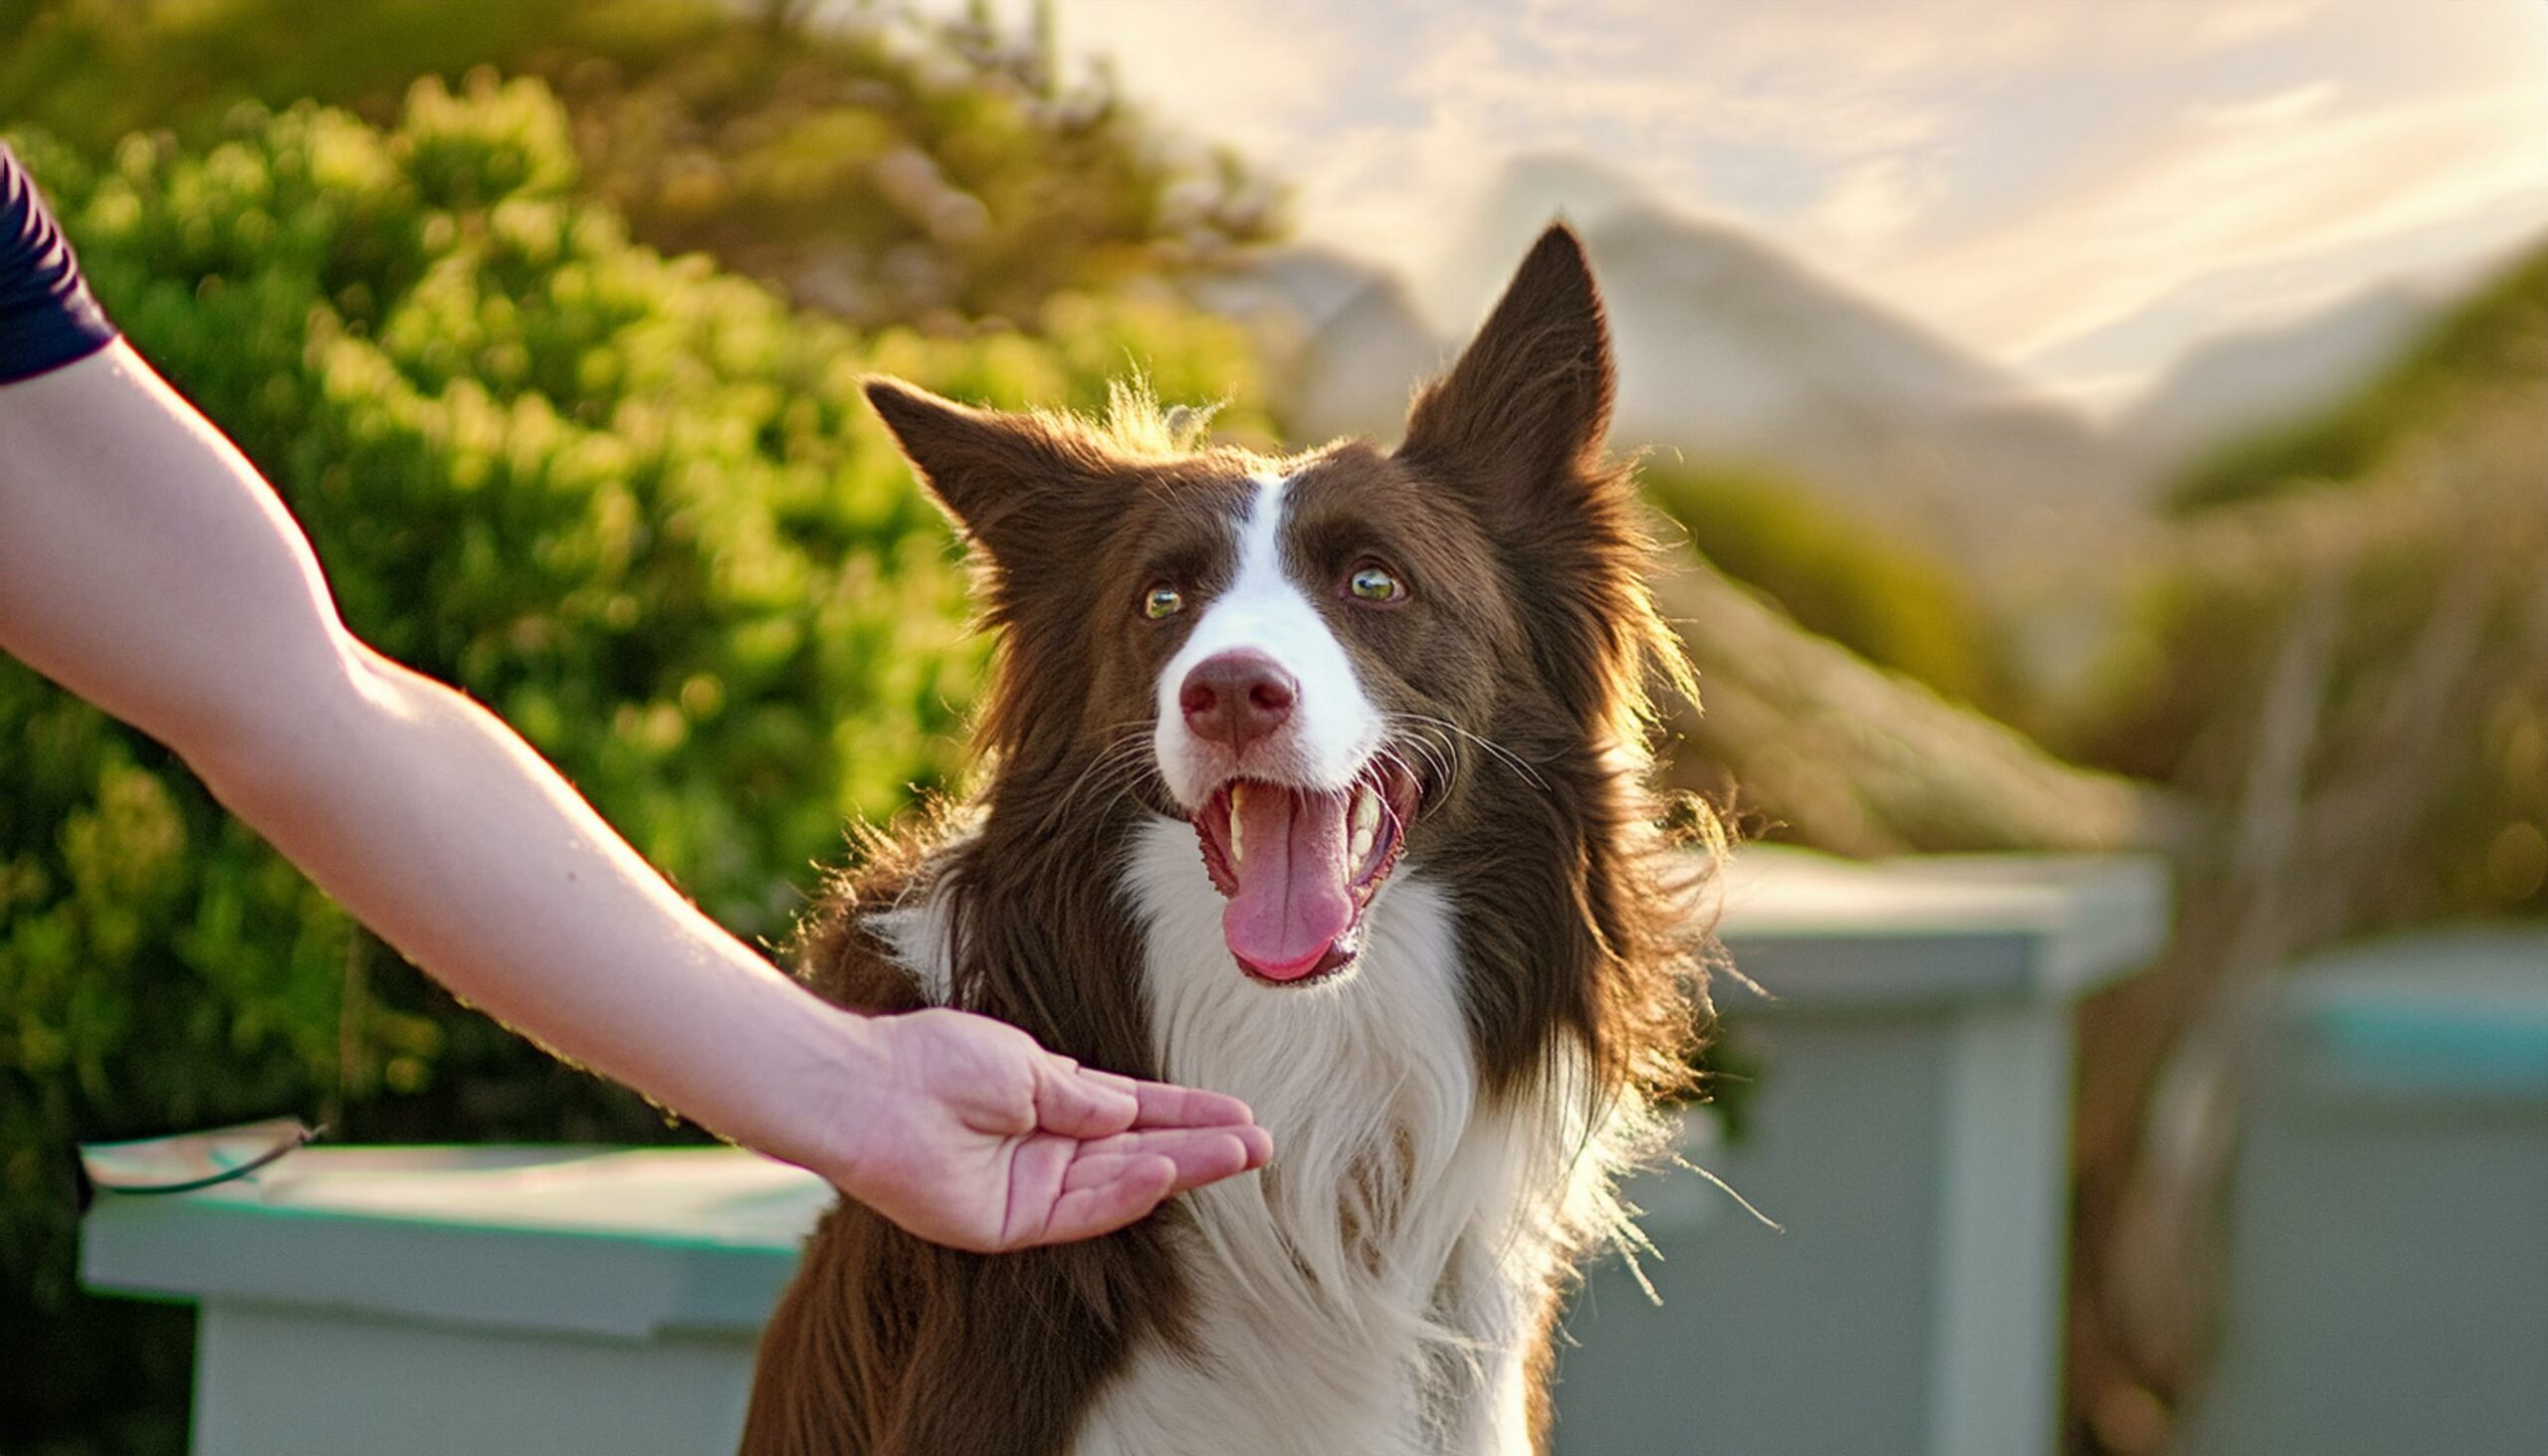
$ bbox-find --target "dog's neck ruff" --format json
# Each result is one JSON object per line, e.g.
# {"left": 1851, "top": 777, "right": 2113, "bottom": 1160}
{"left": 866, "top": 815, "right": 1619, "bottom": 1456}
{"left": 1095, "top": 821, "right": 1623, "bottom": 1456}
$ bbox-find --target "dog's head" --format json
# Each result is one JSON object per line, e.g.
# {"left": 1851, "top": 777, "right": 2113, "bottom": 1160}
{"left": 867, "top": 225, "right": 1673, "bottom": 991}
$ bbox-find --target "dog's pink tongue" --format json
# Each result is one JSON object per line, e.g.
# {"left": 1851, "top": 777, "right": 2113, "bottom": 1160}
{"left": 1223, "top": 785, "right": 1355, "bottom": 980}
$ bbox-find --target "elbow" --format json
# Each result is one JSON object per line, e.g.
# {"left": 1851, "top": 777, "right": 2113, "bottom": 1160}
{"left": 173, "top": 638, "right": 381, "bottom": 813}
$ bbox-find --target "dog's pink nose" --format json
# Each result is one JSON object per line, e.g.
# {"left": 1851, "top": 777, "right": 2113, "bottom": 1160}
{"left": 1180, "top": 650, "right": 1297, "bottom": 750}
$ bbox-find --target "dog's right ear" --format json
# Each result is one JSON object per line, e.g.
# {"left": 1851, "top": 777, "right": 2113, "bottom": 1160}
{"left": 863, "top": 377, "right": 1109, "bottom": 567}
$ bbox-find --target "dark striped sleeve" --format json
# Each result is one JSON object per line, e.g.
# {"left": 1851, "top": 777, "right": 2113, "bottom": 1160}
{"left": 1, "top": 144, "right": 118, "bottom": 386}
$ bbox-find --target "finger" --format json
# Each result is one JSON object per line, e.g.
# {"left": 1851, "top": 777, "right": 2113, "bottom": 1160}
{"left": 1161, "top": 1129, "right": 1263, "bottom": 1193}
{"left": 1031, "top": 1058, "right": 1143, "bottom": 1141}
{"left": 1034, "top": 1154, "right": 1178, "bottom": 1245}
{"left": 1074, "top": 1127, "right": 1268, "bottom": 1191}
{"left": 1233, "top": 1123, "right": 1273, "bottom": 1169}
{"left": 1066, "top": 1065, "right": 1257, "bottom": 1131}
{"left": 1122, "top": 1078, "right": 1259, "bottom": 1131}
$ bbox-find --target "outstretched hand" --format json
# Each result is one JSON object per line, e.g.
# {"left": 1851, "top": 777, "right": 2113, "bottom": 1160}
{"left": 825, "top": 1006, "right": 1270, "bottom": 1253}
{"left": 0, "top": 147, "right": 1264, "bottom": 1260}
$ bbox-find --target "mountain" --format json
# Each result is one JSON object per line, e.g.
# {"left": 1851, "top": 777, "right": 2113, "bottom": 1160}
{"left": 1444, "top": 154, "right": 2021, "bottom": 439}
{"left": 1566, "top": 194, "right": 2141, "bottom": 598}
{"left": 1189, "top": 248, "right": 1445, "bottom": 448}
{"left": 2158, "top": 238, "right": 2548, "bottom": 511}
{"left": 2115, "top": 284, "right": 2438, "bottom": 475}
{"left": 1200, "top": 154, "right": 2148, "bottom": 681}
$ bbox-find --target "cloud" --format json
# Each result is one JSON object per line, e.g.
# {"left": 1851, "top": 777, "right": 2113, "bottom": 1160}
{"left": 1050, "top": 0, "right": 1348, "bottom": 159}
{"left": 1812, "top": 157, "right": 1931, "bottom": 247}
{"left": 2188, "top": 80, "right": 2342, "bottom": 128}
{"left": 2193, "top": 1, "right": 2324, "bottom": 50}
{"left": 1905, "top": 85, "right": 2548, "bottom": 363}
{"left": 1002, "top": 0, "right": 2548, "bottom": 397}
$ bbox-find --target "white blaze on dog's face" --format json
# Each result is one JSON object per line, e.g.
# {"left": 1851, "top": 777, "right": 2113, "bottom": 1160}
{"left": 1149, "top": 474, "right": 1403, "bottom": 985}
{"left": 1152, "top": 476, "right": 1378, "bottom": 800}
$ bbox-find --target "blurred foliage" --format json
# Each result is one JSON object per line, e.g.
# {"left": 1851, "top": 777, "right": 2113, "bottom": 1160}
{"left": 1644, "top": 461, "right": 2017, "bottom": 719}
{"left": 0, "top": 80, "right": 1267, "bottom": 1453}
{"left": 0, "top": 0, "right": 1281, "bottom": 328}
{"left": 2070, "top": 237, "right": 2548, "bottom": 926}
{"left": 2059, "top": 262, "right": 2548, "bottom": 1454}
{"left": 2066, "top": 420, "right": 2548, "bottom": 925}
{"left": 2166, "top": 240, "right": 2548, "bottom": 513}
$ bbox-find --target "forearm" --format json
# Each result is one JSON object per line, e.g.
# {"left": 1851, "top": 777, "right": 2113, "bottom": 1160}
{"left": 204, "top": 646, "right": 871, "bottom": 1174}
{"left": 0, "top": 344, "right": 866, "bottom": 1178}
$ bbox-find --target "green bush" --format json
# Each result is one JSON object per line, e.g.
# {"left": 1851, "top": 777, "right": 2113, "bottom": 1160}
{"left": 1644, "top": 462, "right": 2017, "bottom": 716}
{"left": 1, "top": 77, "right": 1267, "bottom": 1453}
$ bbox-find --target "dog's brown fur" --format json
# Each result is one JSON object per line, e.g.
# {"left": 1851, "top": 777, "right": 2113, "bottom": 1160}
{"left": 741, "top": 225, "right": 1713, "bottom": 1456}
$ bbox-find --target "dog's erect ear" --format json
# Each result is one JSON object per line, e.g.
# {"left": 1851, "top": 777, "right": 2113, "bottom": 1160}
{"left": 863, "top": 377, "right": 1108, "bottom": 564}
{"left": 1396, "top": 224, "right": 1615, "bottom": 507}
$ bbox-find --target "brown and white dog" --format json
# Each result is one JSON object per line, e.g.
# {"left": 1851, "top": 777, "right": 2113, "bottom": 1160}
{"left": 741, "top": 226, "right": 1713, "bottom": 1456}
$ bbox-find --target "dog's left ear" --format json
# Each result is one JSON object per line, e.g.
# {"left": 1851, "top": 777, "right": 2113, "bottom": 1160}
{"left": 863, "top": 377, "right": 1111, "bottom": 570}
{"left": 1396, "top": 223, "right": 1616, "bottom": 513}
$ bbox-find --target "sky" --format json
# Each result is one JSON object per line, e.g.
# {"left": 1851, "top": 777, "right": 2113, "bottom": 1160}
{"left": 993, "top": 0, "right": 2548, "bottom": 413}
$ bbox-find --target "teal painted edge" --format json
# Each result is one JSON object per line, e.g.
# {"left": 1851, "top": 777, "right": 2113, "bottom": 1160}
{"left": 123, "top": 1183, "right": 814, "bottom": 1256}
{"left": 2308, "top": 1003, "right": 2548, "bottom": 1098}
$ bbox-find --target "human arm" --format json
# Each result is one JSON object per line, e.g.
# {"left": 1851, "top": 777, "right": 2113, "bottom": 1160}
{"left": 0, "top": 152, "right": 1265, "bottom": 1251}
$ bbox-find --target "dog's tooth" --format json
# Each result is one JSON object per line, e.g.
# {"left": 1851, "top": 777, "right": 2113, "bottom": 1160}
{"left": 1350, "top": 821, "right": 1375, "bottom": 870}
{"left": 1227, "top": 784, "right": 1246, "bottom": 867}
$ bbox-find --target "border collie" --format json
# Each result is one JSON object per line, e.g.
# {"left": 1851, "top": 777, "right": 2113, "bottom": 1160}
{"left": 743, "top": 225, "right": 1714, "bottom": 1456}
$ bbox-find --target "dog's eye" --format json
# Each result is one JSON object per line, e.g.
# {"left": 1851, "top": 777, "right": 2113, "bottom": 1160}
{"left": 1143, "top": 584, "right": 1185, "bottom": 620}
{"left": 1348, "top": 565, "right": 1404, "bottom": 604}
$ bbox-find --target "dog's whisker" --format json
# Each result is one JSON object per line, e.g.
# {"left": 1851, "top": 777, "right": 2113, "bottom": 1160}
{"left": 1372, "top": 748, "right": 1421, "bottom": 846}
{"left": 1395, "top": 712, "right": 1549, "bottom": 792}
{"left": 1058, "top": 750, "right": 1157, "bottom": 821}
{"left": 1036, "top": 728, "right": 1161, "bottom": 834}
{"left": 1386, "top": 742, "right": 1435, "bottom": 797}
{"left": 1379, "top": 718, "right": 1468, "bottom": 803}
{"left": 1405, "top": 729, "right": 1459, "bottom": 796}
{"left": 1047, "top": 734, "right": 1147, "bottom": 804}
{"left": 1377, "top": 720, "right": 1443, "bottom": 773}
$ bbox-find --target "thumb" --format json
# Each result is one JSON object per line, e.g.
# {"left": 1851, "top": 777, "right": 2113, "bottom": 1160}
{"left": 1031, "top": 1057, "right": 1143, "bottom": 1141}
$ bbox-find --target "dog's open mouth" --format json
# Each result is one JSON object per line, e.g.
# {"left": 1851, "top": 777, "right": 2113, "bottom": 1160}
{"left": 1192, "top": 760, "right": 1419, "bottom": 985}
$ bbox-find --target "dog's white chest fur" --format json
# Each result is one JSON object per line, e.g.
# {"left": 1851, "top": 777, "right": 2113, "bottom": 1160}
{"left": 868, "top": 817, "right": 1611, "bottom": 1456}
{"left": 1080, "top": 818, "right": 1578, "bottom": 1456}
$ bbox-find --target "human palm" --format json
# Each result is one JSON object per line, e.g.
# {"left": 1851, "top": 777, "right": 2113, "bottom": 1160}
{"left": 839, "top": 1007, "right": 1269, "bottom": 1252}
